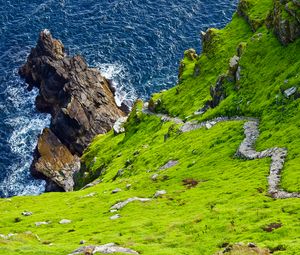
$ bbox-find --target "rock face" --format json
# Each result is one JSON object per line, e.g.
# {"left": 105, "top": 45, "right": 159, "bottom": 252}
{"left": 19, "top": 29, "right": 126, "bottom": 191}
{"left": 268, "top": 0, "right": 300, "bottom": 45}
{"left": 32, "top": 128, "right": 80, "bottom": 192}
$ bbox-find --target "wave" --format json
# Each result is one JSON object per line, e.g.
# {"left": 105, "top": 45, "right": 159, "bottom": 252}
{"left": 94, "top": 62, "right": 137, "bottom": 107}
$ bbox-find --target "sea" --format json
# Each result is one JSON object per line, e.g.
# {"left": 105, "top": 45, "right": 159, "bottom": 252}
{"left": 0, "top": 0, "right": 238, "bottom": 197}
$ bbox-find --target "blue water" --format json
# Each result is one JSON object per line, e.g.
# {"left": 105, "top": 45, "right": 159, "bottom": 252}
{"left": 0, "top": 0, "right": 238, "bottom": 197}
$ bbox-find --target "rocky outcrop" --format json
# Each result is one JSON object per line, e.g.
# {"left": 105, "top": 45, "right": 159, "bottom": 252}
{"left": 267, "top": 0, "right": 300, "bottom": 45}
{"left": 20, "top": 29, "right": 126, "bottom": 191}
{"left": 237, "top": 0, "right": 265, "bottom": 31}
{"left": 31, "top": 128, "right": 80, "bottom": 192}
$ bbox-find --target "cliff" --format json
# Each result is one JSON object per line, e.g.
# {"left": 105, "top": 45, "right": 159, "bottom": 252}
{"left": 19, "top": 30, "right": 126, "bottom": 191}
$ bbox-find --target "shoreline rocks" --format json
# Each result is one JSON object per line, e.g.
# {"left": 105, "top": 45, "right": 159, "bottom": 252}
{"left": 19, "top": 29, "right": 126, "bottom": 191}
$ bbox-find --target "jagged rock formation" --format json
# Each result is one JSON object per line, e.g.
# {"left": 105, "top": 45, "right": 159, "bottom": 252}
{"left": 268, "top": 0, "right": 300, "bottom": 45}
{"left": 237, "top": 0, "right": 300, "bottom": 45}
{"left": 19, "top": 30, "right": 126, "bottom": 191}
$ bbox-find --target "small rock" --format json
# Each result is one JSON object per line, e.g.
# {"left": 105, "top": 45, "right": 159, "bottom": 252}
{"left": 80, "top": 179, "right": 102, "bottom": 190}
{"left": 151, "top": 174, "right": 159, "bottom": 181}
{"left": 80, "top": 240, "right": 86, "bottom": 245}
{"left": 154, "top": 190, "right": 167, "bottom": 198}
{"left": 248, "top": 242, "right": 257, "bottom": 248}
{"left": 35, "top": 221, "right": 50, "bottom": 226}
{"left": 110, "top": 214, "right": 121, "bottom": 220}
{"left": 81, "top": 192, "right": 97, "bottom": 198}
{"left": 284, "top": 87, "right": 297, "bottom": 98}
{"left": 110, "top": 197, "right": 152, "bottom": 211}
{"left": 110, "top": 209, "right": 118, "bottom": 213}
{"left": 205, "top": 123, "right": 213, "bottom": 129}
{"left": 126, "top": 184, "right": 132, "bottom": 190}
{"left": 22, "top": 211, "right": 33, "bottom": 216}
{"left": 159, "top": 160, "right": 178, "bottom": 170}
{"left": 112, "top": 188, "right": 122, "bottom": 194}
{"left": 59, "top": 219, "right": 72, "bottom": 224}
{"left": 113, "top": 117, "right": 128, "bottom": 134}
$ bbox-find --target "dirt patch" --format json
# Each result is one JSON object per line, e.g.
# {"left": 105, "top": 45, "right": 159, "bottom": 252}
{"left": 262, "top": 222, "right": 282, "bottom": 232}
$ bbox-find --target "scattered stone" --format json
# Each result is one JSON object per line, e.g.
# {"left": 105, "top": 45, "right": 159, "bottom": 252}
{"left": 110, "top": 209, "right": 118, "bottom": 213}
{"left": 69, "top": 243, "right": 139, "bottom": 255}
{"left": 113, "top": 117, "right": 128, "bottom": 134}
{"left": 81, "top": 192, "right": 97, "bottom": 198}
{"left": 35, "top": 222, "right": 50, "bottom": 227}
{"left": 111, "top": 197, "right": 152, "bottom": 211}
{"left": 80, "top": 240, "right": 86, "bottom": 245}
{"left": 151, "top": 174, "right": 159, "bottom": 181}
{"left": 110, "top": 214, "right": 121, "bottom": 220}
{"left": 0, "top": 234, "right": 15, "bottom": 239}
{"left": 154, "top": 190, "right": 167, "bottom": 198}
{"left": 112, "top": 188, "right": 122, "bottom": 194}
{"left": 126, "top": 184, "right": 132, "bottom": 190}
{"left": 59, "top": 219, "right": 72, "bottom": 224}
{"left": 142, "top": 106, "right": 300, "bottom": 199}
{"left": 284, "top": 87, "right": 297, "bottom": 98}
{"left": 22, "top": 211, "right": 33, "bottom": 216}
{"left": 80, "top": 179, "right": 102, "bottom": 190}
{"left": 159, "top": 160, "right": 178, "bottom": 170}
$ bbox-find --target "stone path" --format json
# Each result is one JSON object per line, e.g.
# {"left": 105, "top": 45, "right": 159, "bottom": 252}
{"left": 142, "top": 104, "right": 300, "bottom": 199}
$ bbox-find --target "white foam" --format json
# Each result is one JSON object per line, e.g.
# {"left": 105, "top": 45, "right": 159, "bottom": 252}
{"left": 95, "top": 62, "right": 137, "bottom": 107}
{"left": 1, "top": 80, "right": 49, "bottom": 197}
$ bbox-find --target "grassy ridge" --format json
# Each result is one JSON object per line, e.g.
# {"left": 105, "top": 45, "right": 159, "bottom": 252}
{"left": 1, "top": 0, "right": 300, "bottom": 254}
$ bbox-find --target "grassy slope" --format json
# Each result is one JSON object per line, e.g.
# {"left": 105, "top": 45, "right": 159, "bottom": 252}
{"left": 1, "top": 0, "right": 300, "bottom": 254}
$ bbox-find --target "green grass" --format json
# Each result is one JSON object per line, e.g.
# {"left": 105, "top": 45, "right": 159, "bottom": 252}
{"left": 1, "top": 116, "right": 300, "bottom": 254}
{"left": 1, "top": 1, "right": 300, "bottom": 254}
